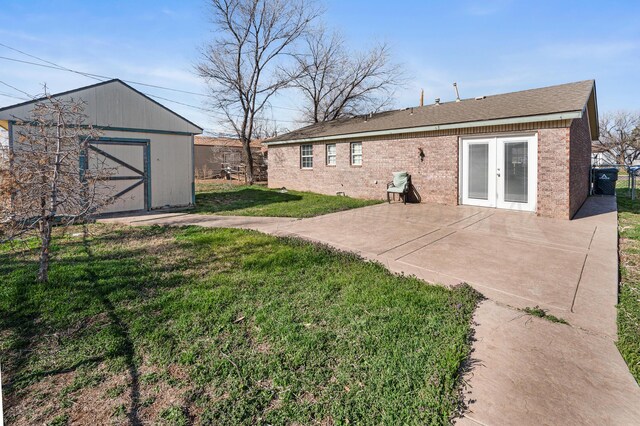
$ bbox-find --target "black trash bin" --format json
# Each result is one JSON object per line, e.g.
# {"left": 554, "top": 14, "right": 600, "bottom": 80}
{"left": 592, "top": 168, "right": 618, "bottom": 195}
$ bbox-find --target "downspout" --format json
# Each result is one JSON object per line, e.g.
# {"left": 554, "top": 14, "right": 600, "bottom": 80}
{"left": 8, "top": 121, "right": 15, "bottom": 210}
{"left": 191, "top": 134, "right": 195, "bottom": 206}
{"left": 457, "top": 136, "right": 463, "bottom": 205}
{"left": 7, "top": 121, "right": 14, "bottom": 151}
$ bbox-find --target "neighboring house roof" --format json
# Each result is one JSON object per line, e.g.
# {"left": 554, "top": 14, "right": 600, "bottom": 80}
{"left": 266, "top": 80, "right": 598, "bottom": 145}
{"left": 194, "top": 135, "right": 263, "bottom": 148}
{"left": 0, "top": 79, "right": 203, "bottom": 135}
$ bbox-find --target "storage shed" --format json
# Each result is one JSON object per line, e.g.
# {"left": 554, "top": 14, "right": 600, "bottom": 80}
{"left": 0, "top": 79, "right": 203, "bottom": 214}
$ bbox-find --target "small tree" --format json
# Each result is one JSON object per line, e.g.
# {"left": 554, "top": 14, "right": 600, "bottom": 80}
{"left": 196, "top": 0, "right": 319, "bottom": 184}
{"left": 0, "top": 93, "right": 112, "bottom": 282}
{"left": 595, "top": 111, "right": 640, "bottom": 166}
{"left": 290, "top": 26, "right": 405, "bottom": 124}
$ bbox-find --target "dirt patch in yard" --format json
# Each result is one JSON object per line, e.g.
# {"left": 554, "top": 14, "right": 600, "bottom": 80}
{"left": 4, "top": 362, "right": 204, "bottom": 426}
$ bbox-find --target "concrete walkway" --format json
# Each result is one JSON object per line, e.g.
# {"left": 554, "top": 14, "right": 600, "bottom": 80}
{"left": 100, "top": 197, "right": 640, "bottom": 425}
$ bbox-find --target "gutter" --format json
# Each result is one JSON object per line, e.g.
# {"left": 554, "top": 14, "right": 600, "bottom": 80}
{"left": 191, "top": 134, "right": 195, "bottom": 206}
{"left": 4, "top": 120, "right": 199, "bottom": 137}
{"left": 7, "top": 120, "right": 13, "bottom": 153}
{"left": 264, "top": 110, "right": 583, "bottom": 146}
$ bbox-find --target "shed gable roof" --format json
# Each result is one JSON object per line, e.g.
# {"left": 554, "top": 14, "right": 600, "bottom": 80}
{"left": 0, "top": 79, "right": 203, "bottom": 135}
{"left": 266, "top": 80, "right": 598, "bottom": 144}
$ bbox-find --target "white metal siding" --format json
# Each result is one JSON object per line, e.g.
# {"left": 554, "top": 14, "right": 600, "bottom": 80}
{"left": 103, "top": 130, "right": 193, "bottom": 209}
{"left": 9, "top": 126, "right": 194, "bottom": 212}
{"left": 2, "top": 81, "right": 200, "bottom": 214}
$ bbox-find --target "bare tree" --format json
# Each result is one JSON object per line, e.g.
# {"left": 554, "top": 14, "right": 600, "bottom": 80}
{"left": 196, "top": 0, "right": 319, "bottom": 184}
{"left": 291, "top": 26, "right": 405, "bottom": 124}
{"left": 252, "top": 113, "right": 287, "bottom": 140}
{"left": 595, "top": 111, "right": 640, "bottom": 166}
{"left": 0, "top": 94, "right": 113, "bottom": 282}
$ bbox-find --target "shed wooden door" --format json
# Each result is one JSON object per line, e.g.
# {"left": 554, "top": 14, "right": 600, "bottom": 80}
{"left": 87, "top": 140, "right": 149, "bottom": 214}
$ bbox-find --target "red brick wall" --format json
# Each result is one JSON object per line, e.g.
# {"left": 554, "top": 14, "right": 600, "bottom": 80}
{"left": 268, "top": 121, "right": 589, "bottom": 219}
{"left": 535, "top": 116, "right": 592, "bottom": 219}
{"left": 569, "top": 114, "right": 592, "bottom": 218}
{"left": 268, "top": 136, "right": 459, "bottom": 205}
{"left": 537, "top": 127, "right": 571, "bottom": 219}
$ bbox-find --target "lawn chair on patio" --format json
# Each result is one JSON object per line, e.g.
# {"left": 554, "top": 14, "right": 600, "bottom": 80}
{"left": 387, "top": 171, "right": 411, "bottom": 204}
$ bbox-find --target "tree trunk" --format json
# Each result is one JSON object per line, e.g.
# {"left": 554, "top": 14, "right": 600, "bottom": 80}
{"left": 38, "top": 219, "right": 52, "bottom": 282}
{"left": 242, "top": 140, "right": 255, "bottom": 185}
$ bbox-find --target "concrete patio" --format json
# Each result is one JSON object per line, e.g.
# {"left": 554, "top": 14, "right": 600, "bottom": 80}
{"left": 101, "top": 196, "right": 640, "bottom": 424}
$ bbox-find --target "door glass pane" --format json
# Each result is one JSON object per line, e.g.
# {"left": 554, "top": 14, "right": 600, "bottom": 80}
{"left": 504, "top": 142, "right": 528, "bottom": 203}
{"left": 469, "top": 144, "right": 489, "bottom": 199}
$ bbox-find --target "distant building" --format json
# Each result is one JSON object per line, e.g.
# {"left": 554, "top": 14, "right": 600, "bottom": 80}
{"left": 591, "top": 145, "right": 617, "bottom": 166}
{"left": 194, "top": 136, "right": 267, "bottom": 180}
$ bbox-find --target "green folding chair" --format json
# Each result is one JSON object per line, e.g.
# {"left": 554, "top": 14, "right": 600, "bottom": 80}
{"left": 387, "top": 171, "right": 411, "bottom": 204}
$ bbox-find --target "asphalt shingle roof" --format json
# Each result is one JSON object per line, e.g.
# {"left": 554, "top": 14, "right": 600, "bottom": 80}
{"left": 194, "top": 136, "right": 263, "bottom": 148}
{"left": 267, "top": 80, "right": 595, "bottom": 143}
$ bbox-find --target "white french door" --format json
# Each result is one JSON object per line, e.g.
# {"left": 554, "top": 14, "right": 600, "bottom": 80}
{"left": 461, "top": 135, "right": 537, "bottom": 212}
{"left": 461, "top": 138, "right": 496, "bottom": 208}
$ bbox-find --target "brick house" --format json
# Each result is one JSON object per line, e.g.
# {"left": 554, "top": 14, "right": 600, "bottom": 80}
{"left": 264, "top": 80, "right": 599, "bottom": 219}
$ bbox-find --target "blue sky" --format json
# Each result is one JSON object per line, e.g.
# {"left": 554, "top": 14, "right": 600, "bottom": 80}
{"left": 1, "top": 0, "right": 638, "bottom": 134}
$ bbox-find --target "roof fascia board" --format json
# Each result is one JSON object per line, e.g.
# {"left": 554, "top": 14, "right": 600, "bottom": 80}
{"left": 590, "top": 83, "right": 600, "bottom": 140}
{"left": 0, "top": 79, "right": 115, "bottom": 113}
{"left": 264, "top": 111, "right": 583, "bottom": 145}
{"left": 7, "top": 120, "right": 199, "bottom": 136}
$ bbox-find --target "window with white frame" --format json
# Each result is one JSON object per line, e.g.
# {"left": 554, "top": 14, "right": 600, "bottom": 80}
{"left": 326, "top": 143, "right": 336, "bottom": 166}
{"left": 351, "top": 142, "right": 362, "bottom": 165}
{"left": 301, "top": 144, "right": 313, "bottom": 169}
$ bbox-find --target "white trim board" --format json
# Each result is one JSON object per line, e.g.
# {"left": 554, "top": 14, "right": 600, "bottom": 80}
{"left": 264, "top": 111, "right": 582, "bottom": 146}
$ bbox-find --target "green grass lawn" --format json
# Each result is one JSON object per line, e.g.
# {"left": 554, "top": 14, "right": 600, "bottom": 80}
{"left": 616, "top": 179, "right": 640, "bottom": 383}
{"left": 194, "top": 181, "right": 382, "bottom": 218}
{"left": 0, "top": 224, "right": 479, "bottom": 425}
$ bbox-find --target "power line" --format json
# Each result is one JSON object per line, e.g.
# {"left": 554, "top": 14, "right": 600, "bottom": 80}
{"left": 0, "top": 55, "right": 302, "bottom": 119}
{"left": 0, "top": 44, "right": 303, "bottom": 124}
{"left": 145, "top": 93, "right": 215, "bottom": 113}
{"left": 142, "top": 93, "right": 300, "bottom": 124}
{"left": 0, "top": 80, "right": 34, "bottom": 99}
{"left": 0, "top": 91, "right": 30, "bottom": 101}
{"left": 0, "top": 46, "right": 302, "bottom": 111}
{"left": 0, "top": 43, "right": 103, "bottom": 82}
{"left": 0, "top": 55, "right": 211, "bottom": 97}
{"left": 0, "top": 51, "right": 232, "bottom": 119}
